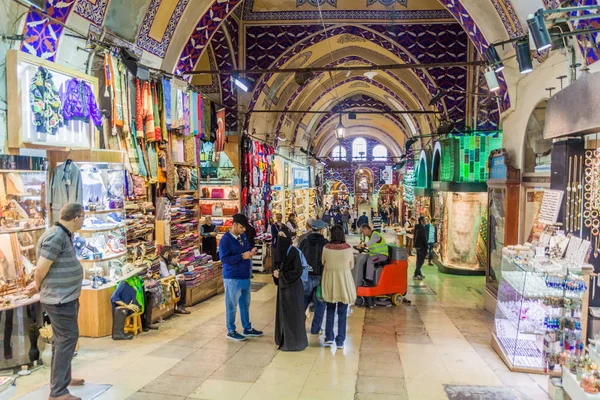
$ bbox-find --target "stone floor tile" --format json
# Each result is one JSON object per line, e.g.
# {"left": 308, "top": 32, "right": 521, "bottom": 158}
{"left": 242, "top": 383, "right": 302, "bottom": 400}
{"left": 149, "top": 344, "right": 197, "bottom": 360}
{"left": 227, "top": 350, "right": 276, "bottom": 367}
{"left": 356, "top": 376, "right": 407, "bottom": 395}
{"left": 297, "top": 389, "right": 355, "bottom": 400}
{"left": 303, "top": 371, "right": 357, "bottom": 392}
{"left": 165, "top": 360, "right": 222, "bottom": 378}
{"left": 188, "top": 379, "right": 252, "bottom": 400}
{"left": 210, "top": 361, "right": 265, "bottom": 383}
{"left": 126, "top": 392, "right": 185, "bottom": 400}
{"left": 139, "top": 373, "right": 203, "bottom": 397}
{"left": 358, "top": 360, "right": 404, "bottom": 378}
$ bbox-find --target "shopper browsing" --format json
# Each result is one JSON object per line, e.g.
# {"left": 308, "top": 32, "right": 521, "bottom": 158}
{"left": 30, "top": 203, "right": 86, "bottom": 400}
{"left": 298, "top": 219, "right": 329, "bottom": 335}
{"left": 158, "top": 247, "right": 190, "bottom": 314}
{"left": 273, "top": 235, "right": 308, "bottom": 351}
{"left": 286, "top": 213, "right": 298, "bottom": 239}
{"left": 413, "top": 217, "right": 429, "bottom": 280}
{"left": 219, "top": 214, "right": 263, "bottom": 341}
{"left": 321, "top": 225, "right": 356, "bottom": 348}
{"left": 201, "top": 217, "right": 219, "bottom": 261}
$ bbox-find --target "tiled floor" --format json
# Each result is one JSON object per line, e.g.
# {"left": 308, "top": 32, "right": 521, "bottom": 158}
{"left": 15, "top": 232, "right": 552, "bottom": 400}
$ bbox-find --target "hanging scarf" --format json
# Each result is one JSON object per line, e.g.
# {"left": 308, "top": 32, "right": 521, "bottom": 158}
{"left": 125, "top": 276, "right": 145, "bottom": 313}
{"left": 200, "top": 97, "right": 206, "bottom": 139}
{"left": 152, "top": 81, "right": 161, "bottom": 141}
{"left": 135, "top": 79, "right": 144, "bottom": 139}
{"left": 162, "top": 78, "right": 172, "bottom": 130}
{"left": 158, "top": 80, "right": 168, "bottom": 142}
{"left": 118, "top": 61, "right": 130, "bottom": 135}
{"left": 203, "top": 98, "right": 211, "bottom": 141}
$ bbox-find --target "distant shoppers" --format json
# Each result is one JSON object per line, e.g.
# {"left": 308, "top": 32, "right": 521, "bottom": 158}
{"left": 158, "top": 247, "right": 190, "bottom": 314}
{"left": 334, "top": 211, "right": 343, "bottom": 227}
{"left": 372, "top": 212, "right": 383, "bottom": 232}
{"left": 299, "top": 219, "right": 329, "bottom": 334}
{"left": 342, "top": 209, "right": 350, "bottom": 234}
{"left": 321, "top": 225, "right": 356, "bottom": 348}
{"left": 33, "top": 203, "right": 85, "bottom": 400}
{"left": 413, "top": 216, "right": 429, "bottom": 280}
{"left": 426, "top": 218, "right": 438, "bottom": 266}
{"left": 219, "top": 214, "right": 263, "bottom": 341}
{"left": 273, "top": 235, "right": 308, "bottom": 351}
{"left": 201, "top": 216, "right": 219, "bottom": 261}
{"left": 287, "top": 213, "right": 298, "bottom": 239}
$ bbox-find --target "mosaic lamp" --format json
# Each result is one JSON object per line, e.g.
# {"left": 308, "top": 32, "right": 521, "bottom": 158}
{"left": 335, "top": 114, "right": 346, "bottom": 141}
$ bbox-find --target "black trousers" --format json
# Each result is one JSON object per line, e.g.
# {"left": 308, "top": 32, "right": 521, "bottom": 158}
{"left": 178, "top": 280, "right": 187, "bottom": 307}
{"left": 415, "top": 248, "right": 427, "bottom": 277}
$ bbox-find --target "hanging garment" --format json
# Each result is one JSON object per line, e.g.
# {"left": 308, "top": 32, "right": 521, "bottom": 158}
{"left": 199, "top": 97, "right": 206, "bottom": 139}
{"left": 171, "top": 83, "right": 179, "bottom": 130}
{"left": 196, "top": 94, "right": 202, "bottom": 137}
{"left": 184, "top": 136, "right": 196, "bottom": 165}
{"left": 142, "top": 81, "right": 155, "bottom": 141}
{"left": 203, "top": 98, "right": 211, "bottom": 141}
{"left": 147, "top": 142, "right": 159, "bottom": 183}
{"left": 162, "top": 78, "right": 172, "bottom": 130}
{"left": 215, "top": 108, "right": 226, "bottom": 153}
{"left": 151, "top": 81, "right": 161, "bottom": 141}
{"left": 176, "top": 88, "right": 184, "bottom": 131}
{"left": 210, "top": 101, "right": 218, "bottom": 143}
{"left": 182, "top": 91, "right": 190, "bottom": 136}
{"left": 104, "top": 53, "right": 124, "bottom": 132}
{"left": 166, "top": 132, "right": 175, "bottom": 198}
{"left": 118, "top": 61, "right": 130, "bottom": 135}
{"left": 49, "top": 162, "right": 83, "bottom": 222}
{"left": 157, "top": 146, "right": 167, "bottom": 184}
{"left": 192, "top": 92, "right": 199, "bottom": 136}
{"left": 189, "top": 92, "right": 195, "bottom": 136}
{"left": 158, "top": 80, "right": 168, "bottom": 142}
{"left": 29, "top": 66, "right": 64, "bottom": 135}
{"left": 60, "top": 78, "right": 103, "bottom": 128}
{"left": 135, "top": 79, "right": 144, "bottom": 138}
{"left": 128, "top": 120, "right": 142, "bottom": 177}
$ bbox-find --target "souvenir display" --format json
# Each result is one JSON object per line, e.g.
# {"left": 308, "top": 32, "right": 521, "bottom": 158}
{"left": 241, "top": 137, "right": 275, "bottom": 233}
{"left": 584, "top": 150, "right": 600, "bottom": 256}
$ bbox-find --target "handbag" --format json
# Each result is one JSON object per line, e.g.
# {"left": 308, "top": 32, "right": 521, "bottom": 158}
{"left": 201, "top": 188, "right": 210, "bottom": 198}
{"left": 211, "top": 188, "right": 224, "bottom": 198}
{"left": 229, "top": 190, "right": 238, "bottom": 199}
{"left": 200, "top": 204, "right": 212, "bottom": 215}
{"left": 213, "top": 203, "right": 223, "bottom": 217}
{"left": 224, "top": 219, "right": 233, "bottom": 227}
{"left": 222, "top": 206, "right": 238, "bottom": 216}
{"left": 217, "top": 158, "right": 237, "bottom": 179}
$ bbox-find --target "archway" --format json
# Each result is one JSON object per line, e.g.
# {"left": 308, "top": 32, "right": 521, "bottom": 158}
{"left": 432, "top": 142, "right": 442, "bottom": 182}
{"left": 324, "top": 180, "right": 350, "bottom": 208}
{"left": 355, "top": 167, "right": 374, "bottom": 206}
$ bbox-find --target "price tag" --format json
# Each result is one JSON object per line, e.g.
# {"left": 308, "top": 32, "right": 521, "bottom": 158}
{"left": 187, "top": 265, "right": 194, "bottom": 272}
{"left": 194, "top": 249, "right": 201, "bottom": 258}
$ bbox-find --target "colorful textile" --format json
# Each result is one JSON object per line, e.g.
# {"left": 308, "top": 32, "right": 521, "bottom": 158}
{"left": 182, "top": 91, "right": 190, "bottom": 136}
{"left": 151, "top": 81, "right": 161, "bottom": 141}
{"left": 192, "top": 92, "right": 198, "bottom": 136}
{"left": 176, "top": 88, "right": 184, "bottom": 130}
{"left": 135, "top": 79, "right": 144, "bottom": 138}
{"left": 104, "top": 54, "right": 123, "bottom": 131}
{"left": 60, "top": 78, "right": 102, "bottom": 127}
{"left": 203, "top": 98, "right": 211, "bottom": 141}
{"left": 142, "top": 81, "right": 155, "bottom": 141}
{"left": 147, "top": 142, "right": 158, "bottom": 183}
{"left": 158, "top": 81, "right": 168, "bottom": 142}
{"left": 215, "top": 108, "right": 226, "bottom": 152}
{"left": 162, "top": 78, "right": 172, "bottom": 130}
{"left": 118, "top": 61, "right": 130, "bottom": 135}
{"left": 29, "top": 66, "right": 63, "bottom": 135}
{"left": 199, "top": 97, "right": 205, "bottom": 139}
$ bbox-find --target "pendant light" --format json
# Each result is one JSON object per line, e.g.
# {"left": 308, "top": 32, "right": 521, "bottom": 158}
{"left": 335, "top": 114, "right": 345, "bottom": 141}
{"left": 527, "top": 12, "right": 552, "bottom": 51}
{"left": 484, "top": 68, "right": 500, "bottom": 92}
{"left": 515, "top": 39, "right": 533, "bottom": 74}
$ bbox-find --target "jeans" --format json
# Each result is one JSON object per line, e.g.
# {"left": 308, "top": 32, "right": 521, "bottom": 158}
{"left": 224, "top": 279, "right": 252, "bottom": 333}
{"left": 428, "top": 243, "right": 435, "bottom": 263}
{"left": 43, "top": 300, "right": 79, "bottom": 398}
{"left": 415, "top": 248, "right": 427, "bottom": 277}
{"left": 304, "top": 275, "right": 326, "bottom": 334}
{"left": 343, "top": 221, "right": 349, "bottom": 234}
{"left": 325, "top": 302, "right": 348, "bottom": 346}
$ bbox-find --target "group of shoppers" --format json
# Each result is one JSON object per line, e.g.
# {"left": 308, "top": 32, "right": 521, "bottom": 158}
{"left": 377, "top": 203, "right": 399, "bottom": 226}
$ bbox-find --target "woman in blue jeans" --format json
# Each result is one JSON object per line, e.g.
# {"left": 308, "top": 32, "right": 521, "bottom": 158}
{"left": 320, "top": 225, "right": 356, "bottom": 348}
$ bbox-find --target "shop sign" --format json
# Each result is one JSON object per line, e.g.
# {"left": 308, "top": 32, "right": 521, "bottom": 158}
{"left": 379, "top": 165, "right": 393, "bottom": 185}
{"left": 292, "top": 168, "right": 309, "bottom": 188}
{"left": 490, "top": 155, "right": 506, "bottom": 180}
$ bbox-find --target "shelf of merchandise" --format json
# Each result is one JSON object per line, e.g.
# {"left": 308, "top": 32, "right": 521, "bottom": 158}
{"left": 308, "top": 188, "right": 317, "bottom": 219}
{"left": 171, "top": 195, "right": 200, "bottom": 258}
{"left": 80, "top": 224, "right": 126, "bottom": 234}
{"left": 84, "top": 208, "right": 124, "bottom": 214}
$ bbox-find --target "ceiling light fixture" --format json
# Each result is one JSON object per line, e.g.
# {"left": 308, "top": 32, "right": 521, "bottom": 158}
{"left": 233, "top": 76, "right": 253, "bottom": 92}
{"left": 429, "top": 90, "right": 446, "bottom": 106}
{"left": 515, "top": 39, "right": 533, "bottom": 74}
{"left": 527, "top": 11, "right": 552, "bottom": 51}
{"left": 279, "top": 131, "right": 287, "bottom": 141}
{"left": 404, "top": 138, "right": 418, "bottom": 153}
{"left": 485, "top": 46, "right": 504, "bottom": 73}
{"left": 484, "top": 68, "right": 500, "bottom": 92}
{"left": 364, "top": 71, "right": 377, "bottom": 79}
{"left": 335, "top": 114, "right": 346, "bottom": 141}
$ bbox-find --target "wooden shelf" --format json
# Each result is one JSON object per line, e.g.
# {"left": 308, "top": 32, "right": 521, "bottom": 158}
{"left": 199, "top": 198, "right": 239, "bottom": 201}
{"left": 171, "top": 217, "right": 199, "bottom": 224}
{"left": 80, "top": 223, "right": 126, "bottom": 233}
{"left": 79, "top": 252, "right": 126, "bottom": 262}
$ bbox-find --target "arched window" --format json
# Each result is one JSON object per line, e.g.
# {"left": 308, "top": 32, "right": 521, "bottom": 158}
{"left": 331, "top": 145, "right": 346, "bottom": 161}
{"left": 352, "top": 138, "right": 367, "bottom": 161}
{"left": 372, "top": 145, "right": 388, "bottom": 161}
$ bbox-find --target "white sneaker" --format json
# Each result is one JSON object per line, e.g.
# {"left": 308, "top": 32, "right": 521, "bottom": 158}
{"left": 323, "top": 340, "right": 334, "bottom": 347}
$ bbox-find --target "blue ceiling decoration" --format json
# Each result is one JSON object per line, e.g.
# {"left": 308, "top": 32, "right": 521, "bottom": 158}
{"left": 367, "top": 0, "right": 408, "bottom": 6}
{"left": 211, "top": 25, "right": 238, "bottom": 131}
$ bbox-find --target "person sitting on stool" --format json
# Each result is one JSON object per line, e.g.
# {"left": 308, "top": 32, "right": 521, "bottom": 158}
{"left": 357, "top": 224, "right": 388, "bottom": 285}
{"left": 158, "top": 246, "right": 190, "bottom": 314}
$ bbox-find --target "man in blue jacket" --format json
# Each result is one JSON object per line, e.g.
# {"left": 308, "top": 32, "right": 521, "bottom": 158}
{"left": 219, "top": 214, "right": 263, "bottom": 341}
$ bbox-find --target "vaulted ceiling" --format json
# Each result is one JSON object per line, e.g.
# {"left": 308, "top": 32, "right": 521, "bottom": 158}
{"left": 19, "top": 0, "right": 600, "bottom": 156}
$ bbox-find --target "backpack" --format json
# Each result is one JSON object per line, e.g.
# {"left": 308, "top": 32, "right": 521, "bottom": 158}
{"left": 299, "top": 236, "right": 326, "bottom": 276}
{"left": 287, "top": 245, "right": 310, "bottom": 292}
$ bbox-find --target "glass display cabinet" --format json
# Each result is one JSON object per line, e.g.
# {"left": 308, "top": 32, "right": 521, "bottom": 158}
{"left": 0, "top": 157, "right": 47, "bottom": 370}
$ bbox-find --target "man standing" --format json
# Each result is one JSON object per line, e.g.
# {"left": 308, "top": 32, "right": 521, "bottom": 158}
{"left": 33, "top": 203, "right": 85, "bottom": 400}
{"left": 342, "top": 209, "right": 350, "bottom": 234}
{"left": 426, "top": 218, "right": 437, "bottom": 266}
{"left": 358, "top": 224, "right": 388, "bottom": 285}
{"left": 413, "top": 216, "right": 429, "bottom": 280}
{"left": 299, "top": 219, "right": 329, "bottom": 334}
{"left": 219, "top": 214, "right": 263, "bottom": 341}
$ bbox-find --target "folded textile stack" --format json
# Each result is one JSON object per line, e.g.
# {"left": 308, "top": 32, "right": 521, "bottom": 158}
{"left": 183, "top": 263, "right": 217, "bottom": 288}
{"left": 256, "top": 233, "right": 272, "bottom": 242}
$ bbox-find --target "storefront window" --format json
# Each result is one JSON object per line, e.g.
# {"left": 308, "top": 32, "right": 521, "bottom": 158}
{"left": 372, "top": 145, "right": 388, "bottom": 161}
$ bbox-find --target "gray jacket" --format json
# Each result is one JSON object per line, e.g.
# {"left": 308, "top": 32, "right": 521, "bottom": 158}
{"left": 49, "top": 162, "right": 83, "bottom": 222}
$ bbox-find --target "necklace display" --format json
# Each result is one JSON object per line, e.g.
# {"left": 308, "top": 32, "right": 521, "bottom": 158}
{"left": 566, "top": 155, "right": 583, "bottom": 234}
{"left": 583, "top": 150, "right": 600, "bottom": 257}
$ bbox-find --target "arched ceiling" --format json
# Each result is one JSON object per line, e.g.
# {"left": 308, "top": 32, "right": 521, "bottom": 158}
{"left": 20, "top": 0, "right": 600, "bottom": 157}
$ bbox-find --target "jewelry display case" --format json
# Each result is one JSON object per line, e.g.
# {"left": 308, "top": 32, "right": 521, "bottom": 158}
{"left": 493, "top": 255, "right": 586, "bottom": 374}
{"left": 0, "top": 158, "right": 47, "bottom": 370}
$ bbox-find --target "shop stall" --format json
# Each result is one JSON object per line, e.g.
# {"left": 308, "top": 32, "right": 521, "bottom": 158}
{"left": 324, "top": 180, "right": 349, "bottom": 207}
{"left": 0, "top": 156, "right": 46, "bottom": 370}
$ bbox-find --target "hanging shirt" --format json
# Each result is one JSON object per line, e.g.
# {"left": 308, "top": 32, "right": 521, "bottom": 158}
{"left": 80, "top": 168, "right": 107, "bottom": 206}
{"left": 49, "top": 162, "right": 83, "bottom": 222}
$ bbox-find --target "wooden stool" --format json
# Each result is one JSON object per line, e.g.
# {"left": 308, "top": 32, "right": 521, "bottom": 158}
{"left": 124, "top": 312, "right": 143, "bottom": 336}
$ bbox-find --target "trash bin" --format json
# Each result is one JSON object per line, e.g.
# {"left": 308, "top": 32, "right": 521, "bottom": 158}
{"left": 388, "top": 245, "right": 407, "bottom": 261}
{"left": 588, "top": 307, "right": 600, "bottom": 344}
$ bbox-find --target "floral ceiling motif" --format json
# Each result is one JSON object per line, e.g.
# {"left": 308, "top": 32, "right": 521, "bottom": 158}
{"left": 296, "top": 0, "right": 337, "bottom": 7}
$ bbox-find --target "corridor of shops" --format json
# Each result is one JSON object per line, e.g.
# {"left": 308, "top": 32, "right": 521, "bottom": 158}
{"left": 1, "top": 0, "right": 600, "bottom": 399}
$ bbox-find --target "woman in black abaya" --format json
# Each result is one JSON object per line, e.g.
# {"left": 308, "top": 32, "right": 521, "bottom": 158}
{"left": 273, "top": 235, "right": 308, "bottom": 352}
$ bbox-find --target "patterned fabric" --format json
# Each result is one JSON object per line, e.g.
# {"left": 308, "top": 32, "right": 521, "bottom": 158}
{"left": 142, "top": 81, "right": 155, "bottom": 141}
{"left": 135, "top": 79, "right": 144, "bottom": 138}
{"left": 118, "top": 61, "right": 131, "bottom": 135}
{"left": 166, "top": 132, "right": 175, "bottom": 198}
{"left": 203, "top": 98, "right": 212, "bottom": 142}
{"left": 152, "top": 81, "right": 161, "bottom": 141}
{"left": 162, "top": 78, "right": 172, "bottom": 130}
{"left": 182, "top": 91, "right": 190, "bottom": 136}
{"left": 29, "top": 66, "right": 63, "bottom": 135}
{"left": 184, "top": 136, "right": 196, "bottom": 165}
{"left": 158, "top": 81, "right": 168, "bottom": 142}
{"left": 60, "top": 78, "right": 102, "bottom": 127}
{"left": 147, "top": 142, "right": 158, "bottom": 183}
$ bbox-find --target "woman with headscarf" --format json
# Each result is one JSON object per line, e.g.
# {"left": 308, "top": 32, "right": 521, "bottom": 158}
{"left": 273, "top": 235, "right": 308, "bottom": 352}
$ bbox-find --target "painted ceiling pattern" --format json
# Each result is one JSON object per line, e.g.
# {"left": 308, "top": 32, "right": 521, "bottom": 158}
{"left": 195, "top": 47, "right": 221, "bottom": 93}
{"left": 20, "top": 0, "right": 77, "bottom": 61}
{"left": 565, "top": 0, "right": 600, "bottom": 65}
{"left": 136, "top": 0, "right": 191, "bottom": 58}
{"left": 296, "top": 0, "right": 337, "bottom": 6}
{"left": 175, "top": 0, "right": 242, "bottom": 75}
{"left": 242, "top": 0, "right": 451, "bottom": 21}
{"left": 74, "top": 0, "right": 110, "bottom": 26}
{"left": 211, "top": 25, "right": 238, "bottom": 131}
